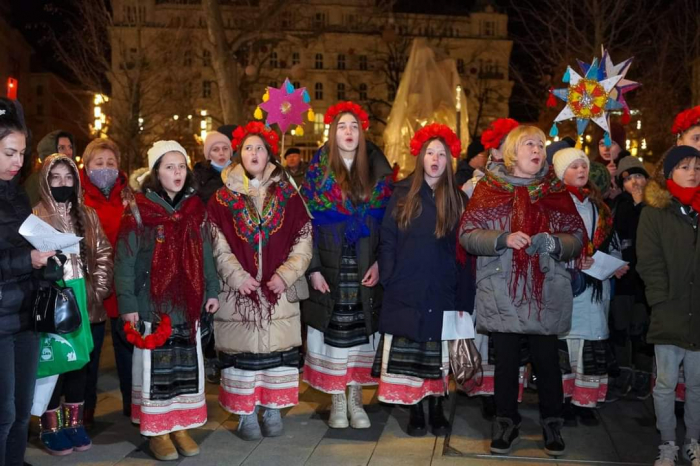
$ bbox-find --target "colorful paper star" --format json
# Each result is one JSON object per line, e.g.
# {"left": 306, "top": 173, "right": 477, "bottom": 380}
{"left": 550, "top": 60, "right": 623, "bottom": 136}
{"left": 258, "top": 78, "right": 311, "bottom": 134}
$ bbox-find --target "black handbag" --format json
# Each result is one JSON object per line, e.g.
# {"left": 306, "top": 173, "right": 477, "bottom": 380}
{"left": 33, "top": 253, "right": 81, "bottom": 334}
{"left": 34, "top": 279, "right": 81, "bottom": 334}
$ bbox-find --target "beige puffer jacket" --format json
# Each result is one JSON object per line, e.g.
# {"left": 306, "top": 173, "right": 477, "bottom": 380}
{"left": 33, "top": 154, "right": 113, "bottom": 324}
{"left": 212, "top": 163, "right": 313, "bottom": 355}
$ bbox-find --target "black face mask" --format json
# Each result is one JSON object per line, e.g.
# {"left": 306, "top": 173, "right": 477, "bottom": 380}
{"left": 50, "top": 186, "right": 75, "bottom": 203}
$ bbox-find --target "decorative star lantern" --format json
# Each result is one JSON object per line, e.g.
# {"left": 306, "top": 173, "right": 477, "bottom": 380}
{"left": 547, "top": 58, "right": 623, "bottom": 146}
{"left": 255, "top": 78, "right": 314, "bottom": 136}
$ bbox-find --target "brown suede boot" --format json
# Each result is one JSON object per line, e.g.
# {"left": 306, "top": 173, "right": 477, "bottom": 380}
{"left": 149, "top": 434, "right": 178, "bottom": 461}
{"left": 170, "top": 430, "right": 200, "bottom": 457}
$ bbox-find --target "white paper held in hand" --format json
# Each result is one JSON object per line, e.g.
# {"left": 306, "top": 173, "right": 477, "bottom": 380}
{"left": 581, "top": 251, "right": 628, "bottom": 281}
{"left": 19, "top": 214, "right": 82, "bottom": 254}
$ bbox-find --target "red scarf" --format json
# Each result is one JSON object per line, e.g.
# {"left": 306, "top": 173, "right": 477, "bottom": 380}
{"left": 460, "top": 168, "right": 586, "bottom": 316}
{"left": 666, "top": 179, "right": 700, "bottom": 212}
{"left": 565, "top": 185, "right": 590, "bottom": 203}
{"left": 207, "top": 181, "right": 310, "bottom": 326}
{"left": 119, "top": 193, "right": 206, "bottom": 333}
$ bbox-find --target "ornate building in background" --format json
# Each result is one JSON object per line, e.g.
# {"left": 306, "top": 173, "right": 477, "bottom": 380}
{"left": 110, "top": 0, "right": 512, "bottom": 161}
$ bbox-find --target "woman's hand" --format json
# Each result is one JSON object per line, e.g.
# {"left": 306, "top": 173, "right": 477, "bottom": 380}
{"left": 310, "top": 272, "right": 330, "bottom": 293}
{"left": 266, "top": 274, "right": 286, "bottom": 295}
{"left": 361, "top": 261, "right": 379, "bottom": 287}
{"left": 614, "top": 264, "right": 630, "bottom": 279}
{"left": 31, "top": 250, "right": 55, "bottom": 269}
{"left": 506, "top": 232, "right": 531, "bottom": 250}
{"left": 238, "top": 276, "right": 261, "bottom": 296}
{"left": 122, "top": 312, "right": 139, "bottom": 325}
{"left": 205, "top": 298, "right": 220, "bottom": 314}
{"left": 581, "top": 256, "right": 595, "bottom": 270}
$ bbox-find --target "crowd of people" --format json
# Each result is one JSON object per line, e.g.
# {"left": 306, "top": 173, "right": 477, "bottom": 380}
{"left": 1, "top": 94, "right": 699, "bottom": 466}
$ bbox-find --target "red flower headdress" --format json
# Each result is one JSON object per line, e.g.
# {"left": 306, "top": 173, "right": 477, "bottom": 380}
{"left": 232, "top": 121, "right": 280, "bottom": 156}
{"left": 671, "top": 106, "right": 700, "bottom": 137}
{"left": 409, "top": 123, "right": 461, "bottom": 158}
{"left": 123, "top": 314, "right": 172, "bottom": 350}
{"left": 481, "top": 118, "right": 519, "bottom": 150}
{"left": 324, "top": 101, "right": 370, "bottom": 130}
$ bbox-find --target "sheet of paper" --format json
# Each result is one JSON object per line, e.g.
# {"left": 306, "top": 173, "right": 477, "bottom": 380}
{"left": 19, "top": 214, "right": 82, "bottom": 254}
{"left": 442, "top": 311, "right": 475, "bottom": 340}
{"left": 582, "top": 251, "right": 628, "bottom": 281}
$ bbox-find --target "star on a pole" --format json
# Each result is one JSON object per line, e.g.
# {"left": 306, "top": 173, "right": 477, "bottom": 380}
{"left": 259, "top": 78, "right": 311, "bottom": 134}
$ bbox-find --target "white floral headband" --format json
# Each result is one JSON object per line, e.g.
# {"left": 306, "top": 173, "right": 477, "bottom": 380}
{"left": 0, "top": 110, "right": 6, "bottom": 116}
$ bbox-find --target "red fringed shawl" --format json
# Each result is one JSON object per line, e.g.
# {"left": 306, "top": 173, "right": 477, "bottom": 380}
{"left": 207, "top": 180, "right": 311, "bottom": 325}
{"left": 459, "top": 167, "right": 586, "bottom": 314}
{"left": 119, "top": 193, "right": 206, "bottom": 333}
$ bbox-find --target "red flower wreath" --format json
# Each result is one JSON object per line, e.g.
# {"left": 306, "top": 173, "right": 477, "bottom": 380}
{"left": 324, "top": 101, "right": 370, "bottom": 130}
{"left": 671, "top": 106, "right": 700, "bottom": 137}
{"left": 409, "top": 123, "right": 461, "bottom": 158}
{"left": 123, "top": 314, "right": 172, "bottom": 350}
{"left": 232, "top": 121, "right": 280, "bottom": 156}
{"left": 481, "top": 118, "right": 519, "bottom": 150}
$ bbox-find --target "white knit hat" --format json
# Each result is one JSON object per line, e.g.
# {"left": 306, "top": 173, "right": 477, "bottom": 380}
{"left": 147, "top": 140, "right": 189, "bottom": 170}
{"left": 553, "top": 147, "right": 589, "bottom": 180}
{"left": 203, "top": 131, "right": 231, "bottom": 160}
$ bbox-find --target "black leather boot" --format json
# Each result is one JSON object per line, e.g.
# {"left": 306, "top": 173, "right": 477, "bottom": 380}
{"left": 406, "top": 400, "right": 426, "bottom": 437}
{"left": 427, "top": 396, "right": 451, "bottom": 436}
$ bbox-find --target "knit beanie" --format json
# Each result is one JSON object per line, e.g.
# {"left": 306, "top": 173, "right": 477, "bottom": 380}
{"left": 284, "top": 147, "right": 301, "bottom": 159}
{"left": 147, "top": 140, "right": 189, "bottom": 170}
{"left": 616, "top": 156, "right": 648, "bottom": 185}
{"left": 553, "top": 147, "right": 589, "bottom": 180}
{"left": 203, "top": 132, "right": 231, "bottom": 160}
{"left": 663, "top": 145, "right": 700, "bottom": 179}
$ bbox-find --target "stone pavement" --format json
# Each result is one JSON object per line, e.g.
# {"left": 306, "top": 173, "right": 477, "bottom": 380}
{"left": 24, "top": 328, "right": 680, "bottom": 466}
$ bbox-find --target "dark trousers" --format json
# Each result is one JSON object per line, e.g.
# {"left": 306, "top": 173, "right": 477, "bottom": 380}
{"left": 85, "top": 322, "right": 106, "bottom": 410}
{"left": 110, "top": 317, "right": 133, "bottom": 411}
{"left": 0, "top": 330, "right": 39, "bottom": 466}
{"left": 48, "top": 364, "right": 88, "bottom": 409}
{"left": 492, "top": 332, "right": 563, "bottom": 423}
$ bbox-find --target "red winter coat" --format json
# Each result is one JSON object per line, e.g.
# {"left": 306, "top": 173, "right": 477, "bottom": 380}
{"left": 80, "top": 169, "right": 129, "bottom": 318}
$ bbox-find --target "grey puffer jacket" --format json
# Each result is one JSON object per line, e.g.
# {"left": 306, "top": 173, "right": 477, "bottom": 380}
{"left": 459, "top": 164, "right": 583, "bottom": 336}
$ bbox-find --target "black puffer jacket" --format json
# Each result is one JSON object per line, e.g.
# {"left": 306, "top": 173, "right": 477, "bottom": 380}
{"left": 0, "top": 177, "right": 35, "bottom": 335}
{"left": 302, "top": 142, "right": 392, "bottom": 335}
{"left": 193, "top": 161, "right": 224, "bottom": 204}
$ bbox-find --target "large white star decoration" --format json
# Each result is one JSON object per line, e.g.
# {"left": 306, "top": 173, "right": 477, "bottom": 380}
{"left": 548, "top": 58, "right": 623, "bottom": 138}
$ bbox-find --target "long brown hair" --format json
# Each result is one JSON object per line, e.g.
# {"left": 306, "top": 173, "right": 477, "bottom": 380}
{"left": 324, "top": 112, "right": 371, "bottom": 204}
{"left": 395, "top": 138, "right": 465, "bottom": 238}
